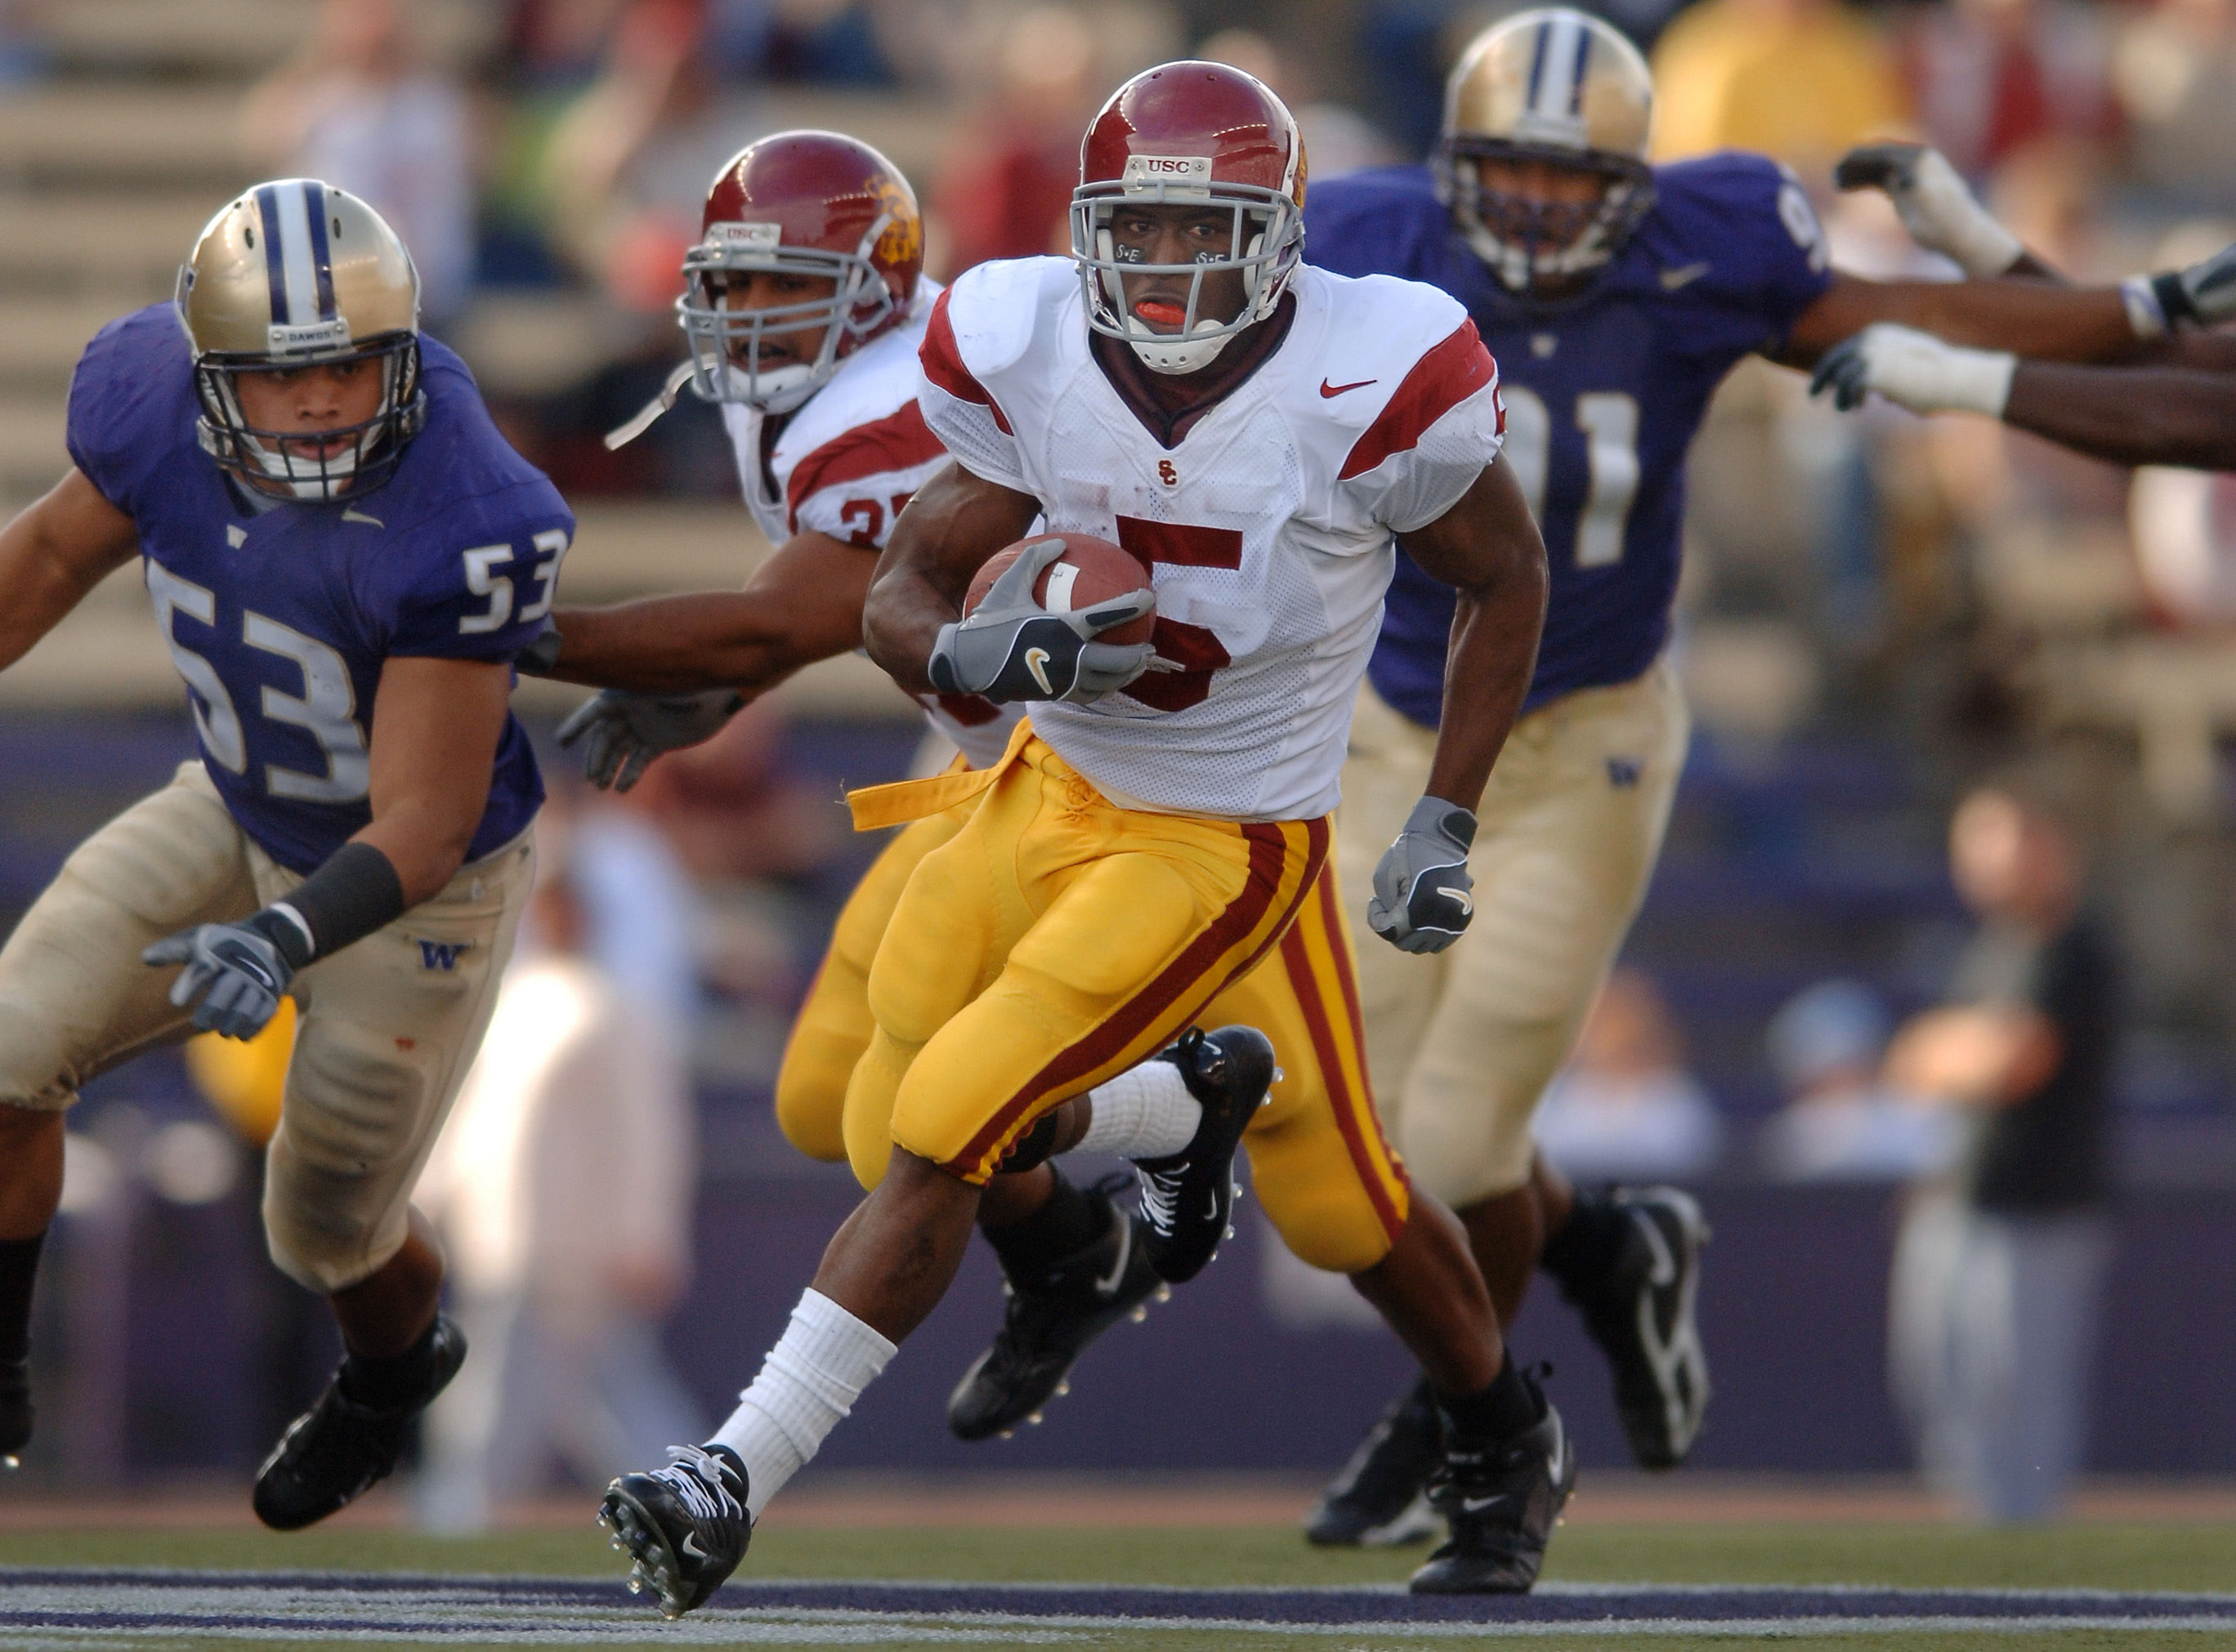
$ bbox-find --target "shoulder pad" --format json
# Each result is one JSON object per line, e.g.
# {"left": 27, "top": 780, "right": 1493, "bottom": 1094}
{"left": 942, "top": 257, "right": 1074, "bottom": 382}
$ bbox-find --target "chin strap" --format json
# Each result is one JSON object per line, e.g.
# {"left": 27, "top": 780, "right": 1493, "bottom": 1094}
{"left": 604, "top": 359, "right": 696, "bottom": 451}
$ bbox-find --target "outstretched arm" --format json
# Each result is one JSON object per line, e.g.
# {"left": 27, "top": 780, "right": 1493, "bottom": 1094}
{"left": 539, "top": 529, "right": 879, "bottom": 695}
{"left": 0, "top": 468, "right": 141, "bottom": 673}
{"left": 1778, "top": 271, "right": 2141, "bottom": 370}
{"left": 1810, "top": 324, "right": 2236, "bottom": 470}
{"left": 2001, "top": 364, "right": 2236, "bottom": 471}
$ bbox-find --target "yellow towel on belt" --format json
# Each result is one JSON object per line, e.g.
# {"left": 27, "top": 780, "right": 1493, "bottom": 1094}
{"left": 844, "top": 717, "right": 1034, "bottom": 831}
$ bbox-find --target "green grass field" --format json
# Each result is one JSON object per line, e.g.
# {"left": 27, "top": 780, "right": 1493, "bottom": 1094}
{"left": 4, "top": 1520, "right": 2235, "bottom": 1652}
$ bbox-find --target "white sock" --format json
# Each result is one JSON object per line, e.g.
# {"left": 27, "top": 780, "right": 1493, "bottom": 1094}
{"left": 1076, "top": 1060, "right": 1201, "bottom": 1159}
{"left": 709, "top": 1288, "right": 895, "bottom": 1520}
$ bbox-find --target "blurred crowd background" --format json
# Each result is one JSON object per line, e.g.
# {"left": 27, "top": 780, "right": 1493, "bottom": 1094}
{"left": 7, "top": 0, "right": 2236, "bottom": 1516}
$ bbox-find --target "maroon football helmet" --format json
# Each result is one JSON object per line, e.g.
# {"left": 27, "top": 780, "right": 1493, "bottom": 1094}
{"left": 678, "top": 130, "right": 924, "bottom": 413}
{"left": 1071, "top": 61, "right": 1307, "bottom": 375}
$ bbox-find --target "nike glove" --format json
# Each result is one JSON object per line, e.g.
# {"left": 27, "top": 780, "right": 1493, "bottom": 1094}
{"left": 557, "top": 687, "right": 747, "bottom": 793}
{"left": 2139, "top": 239, "right": 2236, "bottom": 332}
{"left": 1367, "top": 796, "right": 1478, "bottom": 955}
{"left": 1809, "top": 323, "right": 2015, "bottom": 417}
{"left": 1834, "top": 142, "right": 2022, "bottom": 278}
{"left": 144, "top": 915, "right": 300, "bottom": 1040}
{"left": 928, "top": 536, "right": 1155, "bottom": 704}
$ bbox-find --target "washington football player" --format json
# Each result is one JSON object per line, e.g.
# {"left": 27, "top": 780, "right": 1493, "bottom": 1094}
{"left": 0, "top": 182, "right": 565, "bottom": 1525}
{"left": 593, "top": 64, "right": 1567, "bottom": 1612}
{"left": 1299, "top": 7, "right": 2176, "bottom": 1543}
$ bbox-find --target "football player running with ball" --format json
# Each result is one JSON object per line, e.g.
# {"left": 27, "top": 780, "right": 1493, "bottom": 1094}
{"left": 524, "top": 132, "right": 1187, "bottom": 1441}
{"left": 1301, "top": 7, "right": 2162, "bottom": 1540}
{"left": 596, "top": 64, "right": 1563, "bottom": 1612}
{"left": 0, "top": 183, "right": 566, "bottom": 1525}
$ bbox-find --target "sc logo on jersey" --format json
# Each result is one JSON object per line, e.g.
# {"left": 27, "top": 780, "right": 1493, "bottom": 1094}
{"left": 1157, "top": 460, "right": 1178, "bottom": 487}
{"left": 416, "top": 939, "right": 472, "bottom": 972}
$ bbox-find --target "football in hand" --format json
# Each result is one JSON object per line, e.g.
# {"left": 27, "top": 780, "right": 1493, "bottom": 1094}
{"left": 963, "top": 533, "right": 1156, "bottom": 646}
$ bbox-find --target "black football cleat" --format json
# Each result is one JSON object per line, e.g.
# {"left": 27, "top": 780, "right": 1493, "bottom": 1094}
{"left": 1410, "top": 1382, "right": 1574, "bottom": 1595}
{"left": 0, "top": 1357, "right": 28, "bottom": 1468}
{"left": 253, "top": 1315, "right": 467, "bottom": 1530}
{"left": 949, "top": 1176, "right": 1169, "bottom": 1442}
{"left": 1565, "top": 1186, "right": 1711, "bottom": 1470}
{"left": 1131, "top": 1025, "right": 1275, "bottom": 1284}
{"left": 599, "top": 1443, "right": 751, "bottom": 1619}
{"left": 1304, "top": 1376, "right": 1443, "bottom": 1547}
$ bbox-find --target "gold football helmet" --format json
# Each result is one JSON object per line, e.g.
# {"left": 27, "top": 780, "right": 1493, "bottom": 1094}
{"left": 176, "top": 180, "right": 426, "bottom": 501}
{"left": 1436, "top": 8, "right": 1657, "bottom": 296}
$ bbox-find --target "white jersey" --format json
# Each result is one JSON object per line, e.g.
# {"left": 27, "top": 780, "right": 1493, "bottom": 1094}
{"left": 721, "top": 283, "right": 1021, "bottom": 770}
{"left": 919, "top": 257, "right": 1506, "bottom": 820}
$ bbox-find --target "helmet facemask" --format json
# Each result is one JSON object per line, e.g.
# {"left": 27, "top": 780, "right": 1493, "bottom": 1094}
{"left": 678, "top": 224, "right": 898, "bottom": 414}
{"left": 190, "top": 329, "right": 424, "bottom": 503}
{"left": 1071, "top": 168, "right": 1302, "bottom": 376}
{"left": 1438, "top": 137, "right": 1655, "bottom": 299}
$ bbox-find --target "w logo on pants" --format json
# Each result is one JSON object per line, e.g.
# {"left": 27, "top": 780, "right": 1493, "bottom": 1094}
{"left": 416, "top": 939, "right": 471, "bottom": 972}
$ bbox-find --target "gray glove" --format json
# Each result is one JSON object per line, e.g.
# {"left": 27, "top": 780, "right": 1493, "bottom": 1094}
{"left": 1367, "top": 796, "right": 1478, "bottom": 955}
{"left": 1834, "top": 142, "right": 2021, "bottom": 278}
{"left": 143, "top": 917, "right": 296, "bottom": 1040}
{"left": 929, "top": 536, "right": 1154, "bottom": 704}
{"left": 557, "top": 687, "right": 745, "bottom": 792}
{"left": 2149, "top": 241, "right": 2236, "bottom": 329}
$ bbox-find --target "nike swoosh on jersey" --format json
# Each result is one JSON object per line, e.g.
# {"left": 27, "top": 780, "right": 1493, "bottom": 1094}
{"left": 1461, "top": 1494, "right": 1509, "bottom": 1513}
{"left": 1659, "top": 262, "right": 1712, "bottom": 291}
{"left": 339, "top": 507, "right": 385, "bottom": 527}
{"left": 1320, "top": 377, "right": 1378, "bottom": 397}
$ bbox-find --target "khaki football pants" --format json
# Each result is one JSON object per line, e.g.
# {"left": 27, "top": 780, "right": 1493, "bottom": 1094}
{"left": 0, "top": 761, "right": 534, "bottom": 1292}
{"left": 1337, "top": 659, "right": 1688, "bottom": 1208}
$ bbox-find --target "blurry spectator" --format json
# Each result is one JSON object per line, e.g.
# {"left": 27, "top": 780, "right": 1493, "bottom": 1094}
{"left": 1898, "top": 0, "right": 2117, "bottom": 181}
{"left": 931, "top": 5, "right": 1100, "bottom": 275}
{"left": 1650, "top": 0, "right": 1911, "bottom": 176}
{"left": 508, "top": 0, "right": 637, "bottom": 84}
{"left": 540, "top": 0, "right": 765, "bottom": 312}
{"left": 1533, "top": 967, "right": 1724, "bottom": 1181}
{"left": 415, "top": 851, "right": 701, "bottom": 1530}
{"left": 1885, "top": 781, "right": 2117, "bottom": 1524}
{"left": 1197, "top": 28, "right": 1398, "bottom": 178}
{"left": 573, "top": 795, "right": 704, "bottom": 1031}
{"left": 239, "top": 0, "right": 477, "bottom": 325}
{"left": 2114, "top": 0, "right": 2236, "bottom": 209}
{"left": 1758, "top": 980, "right": 1959, "bottom": 1181}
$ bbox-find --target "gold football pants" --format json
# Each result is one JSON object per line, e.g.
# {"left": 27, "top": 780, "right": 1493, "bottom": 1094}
{"left": 785, "top": 729, "right": 1411, "bottom": 1272}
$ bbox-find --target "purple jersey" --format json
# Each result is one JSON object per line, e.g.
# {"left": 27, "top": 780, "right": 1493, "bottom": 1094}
{"left": 66, "top": 303, "right": 561, "bottom": 872}
{"left": 1304, "top": 152, "right": 1833, "bottom": 725}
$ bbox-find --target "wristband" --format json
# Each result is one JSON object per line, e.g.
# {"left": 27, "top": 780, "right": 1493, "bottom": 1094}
{"left": 2123, "top": 275, "right": 2172, "bottom": 339}
{"left": 2153, "top": 269, "right": 2202, "bottom": 329}
{"left": 269, "top": 841, "right": 408, "bottom": 963}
